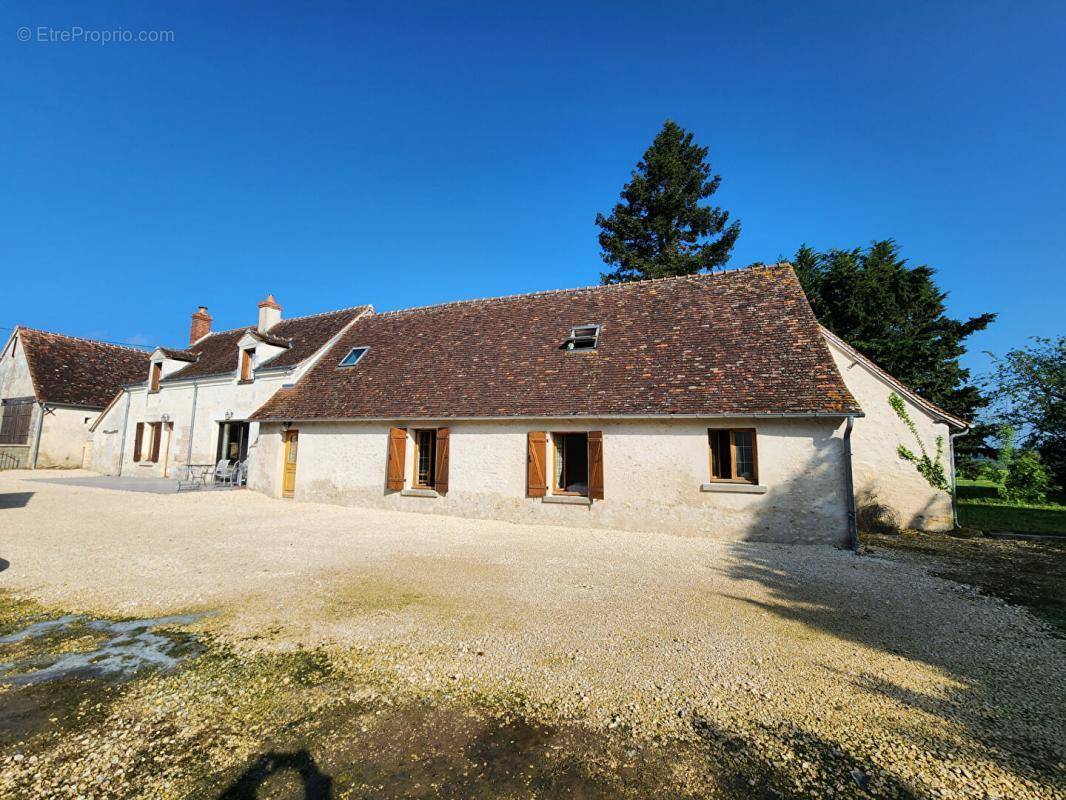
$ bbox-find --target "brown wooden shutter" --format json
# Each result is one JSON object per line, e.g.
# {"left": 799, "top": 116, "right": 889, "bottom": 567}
{"left": 588, "top": 430, "right": 604, "bottom": 500}
{"left": 526, "top": 431, "right": 547, "bottom": 497}
{"left": 16, "top": 403, "right": 32, "bottom": 443}
{"left": 133, "top": 422, "right": 144, "bottom": 462}
{"left": 434, "top": 428, "right": 450, "bottom": 493}
{"left": 386, "top": 427, "right": 406, "bottom": 490}
{"left": 150, "top": 422, "right": 162, "bottom": 462}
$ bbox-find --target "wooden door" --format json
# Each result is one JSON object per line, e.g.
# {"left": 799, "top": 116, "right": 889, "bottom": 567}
{"left": 282, "top": 430, "right": 299, "bottom": 498}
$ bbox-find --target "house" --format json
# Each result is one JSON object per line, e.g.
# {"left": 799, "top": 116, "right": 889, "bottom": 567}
{"left": 87, "top": 296, "right": 371, "bottom": 477}
{"left": 0, "top": 328, "right": 150, "bottom": 469}
{"left": 247, "top": 264, "right": 964, "bottom": 544}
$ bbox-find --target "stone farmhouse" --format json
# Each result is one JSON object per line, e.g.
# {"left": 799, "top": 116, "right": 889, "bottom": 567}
{"left": 0, "top": 328, "right": 149, "bottom": 469}
{"left": 87, "top": 297, "right": 371, "bottom": 478}
{"left": 247, "top": 265, "right": 964, "bottom": 544}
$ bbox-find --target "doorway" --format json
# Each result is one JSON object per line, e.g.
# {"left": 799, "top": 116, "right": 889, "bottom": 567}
{"left": 282, "top": 429, "right": 299, "bottom": 498}
{"left": 216, "top": 421, "right": 250, "bottom": 463}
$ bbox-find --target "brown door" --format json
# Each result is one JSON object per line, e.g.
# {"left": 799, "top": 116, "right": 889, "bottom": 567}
{"left": 282, "top": 429, "right": 299, "bottom": 498}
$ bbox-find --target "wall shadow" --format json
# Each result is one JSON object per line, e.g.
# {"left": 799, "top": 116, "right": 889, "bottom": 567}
{"left": 217, "top": 750, "right": 332, "bottom": 800}
{"left": 0, "top": 492, "right": 33, "bottom": 509}
{"left": 725, "top": 451, "right": 1066, "bottom": 787}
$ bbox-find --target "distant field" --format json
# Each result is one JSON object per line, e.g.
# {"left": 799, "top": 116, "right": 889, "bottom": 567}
{"left": 957, "top": 479, "right": 1066, "bottom": 535}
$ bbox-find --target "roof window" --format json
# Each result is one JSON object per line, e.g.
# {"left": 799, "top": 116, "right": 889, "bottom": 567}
{"left": 338, "top": 346, "right": 369, "bottom": 367}
{"left": 565, "top": 324, "right": 600, "bottom": 351}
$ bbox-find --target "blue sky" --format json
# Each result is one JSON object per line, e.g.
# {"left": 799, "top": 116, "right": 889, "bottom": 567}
{"left": 1, "top": 1, "right": 1063, "bottom": 379}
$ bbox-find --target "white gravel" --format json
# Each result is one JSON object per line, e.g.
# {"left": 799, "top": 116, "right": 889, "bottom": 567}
{"left": 2, "top": 469, "right": 1064, "bottom": 799}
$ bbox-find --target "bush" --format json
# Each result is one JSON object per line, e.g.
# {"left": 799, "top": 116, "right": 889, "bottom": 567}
{"left": 1003, "top": 450, "right": 1051, "bottom": 504}
{"left": 976, "top": 462, "right": 1006, "bottom": 483}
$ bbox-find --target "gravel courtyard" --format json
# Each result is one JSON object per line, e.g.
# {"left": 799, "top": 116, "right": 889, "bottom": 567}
{"left": 1, "top": 470, "right": 1064, "bottom": 799}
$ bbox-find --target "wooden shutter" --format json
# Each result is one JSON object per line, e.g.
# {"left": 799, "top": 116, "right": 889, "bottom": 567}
{"left": 386, "top": 427, "right": 406, "bottom": 490}
{"left": 434, "top": 428, "right": 450, "bottom": 493}
{"left": 133, "top": 422, "right": 144, "bottom": 462}
{"left": 150, "top": 422, "right": 162, "bottom": 462}
{"left": 526, "top": 431, "right": 547, "bottom": 497}
{"left": 16, "top": 403, "right": 32, "bottom": 443}
{"left": 588, "top": 430, "right": 604, "bottom": 500}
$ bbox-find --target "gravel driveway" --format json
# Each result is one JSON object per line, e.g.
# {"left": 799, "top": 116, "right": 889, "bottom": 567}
{"left": 1, "top": 470, "right": 1063, "bottom": 799}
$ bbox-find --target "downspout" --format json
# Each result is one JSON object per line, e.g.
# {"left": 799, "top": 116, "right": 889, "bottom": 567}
{"left": 843, "top": 415, "right": 858, "bottom": 551}
{"left": 29, "top": 402, "right": 46, "bottom": 470}
{"left": 186, "top": 382, "right": 199, "bottom": 466}
{"left": 949, "top": 428, "right": 968, "bottom": 530}
{"left": 116, "top": 391, "right": 131, "bottom": 476}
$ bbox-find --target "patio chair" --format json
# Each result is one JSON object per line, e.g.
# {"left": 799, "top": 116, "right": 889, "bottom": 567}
{"left": 213, "top": 459, "right": 236, "bottom": 486}
{"left": 236, "top": 459, "right": 249, "bottom": 487}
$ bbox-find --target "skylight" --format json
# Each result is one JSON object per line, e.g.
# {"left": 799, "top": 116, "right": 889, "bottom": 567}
{"left": 338, "top": 346, "right": 369, "bottom": 367}
{"left": 565, "top": 324, "right": 600, "bottom": 350}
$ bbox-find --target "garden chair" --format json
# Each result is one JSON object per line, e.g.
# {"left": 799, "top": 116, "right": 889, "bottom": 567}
{"left": 213, "top": 459, "right": 236, "bottom": 486}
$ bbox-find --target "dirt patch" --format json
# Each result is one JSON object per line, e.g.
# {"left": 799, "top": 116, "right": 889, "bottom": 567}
{"left": 864, "top": 531, "right": 1066, "bottom": 635}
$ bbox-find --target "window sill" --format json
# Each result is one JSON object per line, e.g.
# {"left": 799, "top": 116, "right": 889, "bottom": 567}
{"left": 700, "top": 482, "right": 767, "bottom": 494}
{"left": 542, "top": 495, "right": 592, "bottom": 506}
{"left": 401, "top": 488, "right": 439, "bottom": 498}
{"left": 236, "top": 379, "right": 254, "bottom": 385}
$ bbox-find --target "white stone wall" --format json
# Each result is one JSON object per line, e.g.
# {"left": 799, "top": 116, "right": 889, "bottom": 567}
{"left": 250, "top": 417, "right": 850, "bottom": 544}
{"left": 827, "top": 337, "right": 955, "bottom": 531}
{"left": 36, "top": 406, "right": 97, "bottom": 469}
{"left": 0, "top": 333, "right": 41, "bottom": 467}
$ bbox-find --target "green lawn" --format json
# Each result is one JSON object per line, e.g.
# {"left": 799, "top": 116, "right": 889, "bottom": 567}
{"left": 956, "top": 479, "right": 1066, "bottom": 536}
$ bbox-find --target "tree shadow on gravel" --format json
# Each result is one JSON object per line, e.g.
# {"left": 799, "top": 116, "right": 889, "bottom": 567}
{"left": 722, "top": 455, "right": 1066, "bottom": 790}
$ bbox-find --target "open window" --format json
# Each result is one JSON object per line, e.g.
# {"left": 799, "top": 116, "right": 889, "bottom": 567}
{"left": 150, "top": 362, "right": 162, "bottom": 392}
{"left": 240, "top": 348, "right": 255, "bottom": 382}
{"left": 413, "top": 428, "right": 437, "bottom": 489}
{"left": 388, "top": 427, "right": 449, "bottom": 494}
{"left": 529, "top": 430, "right": 603, "bottom": 500}
{"left": 564, "top": 324, "right": 600, "bottom": 350}
{"left": 552, "top": 432, "right": 588, "bottom": 495}
{"left": 708, "top": 428, "right": 758, "bottom": 484}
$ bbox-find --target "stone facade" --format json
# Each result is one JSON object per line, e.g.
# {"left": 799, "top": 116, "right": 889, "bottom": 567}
{"left": 250, "top": 417, "right": 852, "bottom": 544}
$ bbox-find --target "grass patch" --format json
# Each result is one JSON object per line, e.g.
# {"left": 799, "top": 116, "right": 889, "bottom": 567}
{"left": 955, "top": 478, "right": 1066, "bottom": 535}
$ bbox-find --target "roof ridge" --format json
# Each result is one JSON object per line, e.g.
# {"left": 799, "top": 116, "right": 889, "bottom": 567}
{"left": 198, "top": 304, "right": 373, "bottom": 340}
{"left": 16, "top": 326, "right": 153, "bottom": 354}
{"left": 378, "top": 263, "right": 792, "bottom": 318}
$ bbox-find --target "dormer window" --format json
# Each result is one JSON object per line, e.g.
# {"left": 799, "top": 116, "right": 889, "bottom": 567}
{"left": 338, "top": 346, "right": 369, "bottom": 367}
{"left": 240, "top": 348, "right": 255, "bottom": 382}
{"left": 565, "top": 324, "right": 600, "bottom": 351}
{"left": 150, "top": 362, "right": 162, "bottom": 392}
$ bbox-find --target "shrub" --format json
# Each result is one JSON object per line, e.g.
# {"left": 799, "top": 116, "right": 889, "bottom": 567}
{"left": 857, "top": 501, "right": 901, "bottom": 535}
{"left": 1003, "top": 450, "right": 1051, "bottom": 504}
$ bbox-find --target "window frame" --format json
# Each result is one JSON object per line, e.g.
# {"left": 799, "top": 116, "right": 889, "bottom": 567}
{"left": 0, "top": 398, "right": 34, "bottom": 445}
{"left": 337, "top": 346, "right": 369, "bottom": 368}
{"left": 565, "top": 324, "right": 600, "bottom": 351}
{"left": 412, "top": 428, "right": 437, "bottom": 489}
{"left": 551, "top": 431, "right": 590, "bottom": 497}
{"left": 707, "top": 428, "right": 759, "bottom": 485}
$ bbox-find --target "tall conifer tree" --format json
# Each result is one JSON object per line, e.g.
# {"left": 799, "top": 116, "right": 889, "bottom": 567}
{"left": 597, "top": 121, "right": 739, "bottom": 283}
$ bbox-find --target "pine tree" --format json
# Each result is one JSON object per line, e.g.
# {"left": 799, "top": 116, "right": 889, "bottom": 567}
{"left": 597, "top": 120, "right": 740, "bottom": 284}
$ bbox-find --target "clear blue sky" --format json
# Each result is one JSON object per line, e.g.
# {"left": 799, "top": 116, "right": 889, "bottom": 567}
{"left": 2, "top": 1, "right": 1063, "bottom": 379}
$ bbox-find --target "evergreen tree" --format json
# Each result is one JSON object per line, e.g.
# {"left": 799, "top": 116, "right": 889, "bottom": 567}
{"left": 597, "top": 120, "right": 739, "bottom": 283}
{"left": 794, "top": 241, "right": 995, "bottom": 468}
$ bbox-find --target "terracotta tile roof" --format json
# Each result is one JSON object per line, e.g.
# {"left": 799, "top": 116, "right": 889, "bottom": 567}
{"left": 16, "top": 328, "right": 151, "bottom": 408}
{"left": 252, "top": 264, "right": 862, "bottom": 421}
{"left": 161, "top": 306, "right": 370, "bottom": 383}
{"left": 158, "top": 347, "right": 198, "bottom": 362}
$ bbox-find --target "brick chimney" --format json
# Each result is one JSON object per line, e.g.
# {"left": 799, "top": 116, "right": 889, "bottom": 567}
{"left": 257, "top": 294, "right": 282, "bottom": 332}
{"left": 189, "top": 306, "right": 212, "bottom": 345}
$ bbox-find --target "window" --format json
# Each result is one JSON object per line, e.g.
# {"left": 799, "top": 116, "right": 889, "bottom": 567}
{"left": 150, "top": 362, "right": 162, "bottom": 392}
{"left": 565, "top": 324, "right": 600, "bottom": 351}
{"left": 240, "top": 348, "right": 255, "bottom": 381}
{"left": 338, "top": 347, "right": 369, "bottom": 367}
{"left": 553, "top": 432, "right": 589, "bottom": 495}
{"left": 708, "top": 429, "right": 758, "bottom": 484}
{"left": 413, "top": 429, "right": 436, "bottom": 488}
{"left": 0, "top": 399, "right": 33, "bottom": 445}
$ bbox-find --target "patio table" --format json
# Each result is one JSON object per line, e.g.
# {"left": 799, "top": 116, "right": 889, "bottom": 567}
{"left": 176, "top": 464, "right": 215, "bottom": 492}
